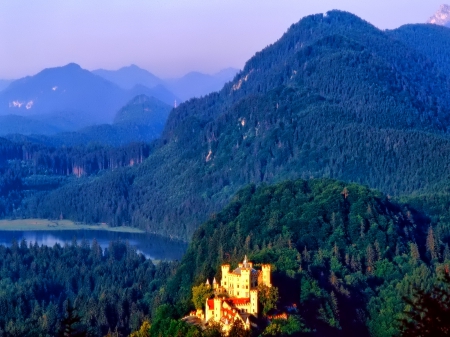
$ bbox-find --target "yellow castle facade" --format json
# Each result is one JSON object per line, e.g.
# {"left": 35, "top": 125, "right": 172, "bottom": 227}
{"left": 198, "top": 256, "right": 272, "bottom": 331}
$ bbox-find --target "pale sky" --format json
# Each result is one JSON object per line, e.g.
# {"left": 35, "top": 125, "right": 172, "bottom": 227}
{"left": 0, "top": 0, "right": 445, "bottom": 79}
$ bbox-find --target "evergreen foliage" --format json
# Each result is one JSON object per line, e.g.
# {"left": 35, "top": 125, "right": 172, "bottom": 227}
{"left": 400, "top": 272, "right": 450, "bottom": 336}
{"left": 0, "top": 239, "right": 176, "bottom": 336}
{"left": 163, "top": 179, "right": 450, "bottom": 336}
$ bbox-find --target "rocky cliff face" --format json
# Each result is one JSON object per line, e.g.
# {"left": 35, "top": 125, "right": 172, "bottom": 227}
{"left": 428, "top": 4, "right": 450, "bottom": 27}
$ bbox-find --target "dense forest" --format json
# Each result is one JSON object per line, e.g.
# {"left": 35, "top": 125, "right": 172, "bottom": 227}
{"left": 0, "top": 239, "right": 178, "bottom": 336}
{"left": 3, "top": 178, "right": 449, "bottom": 336}
{"left": 0, "top": 137, "right": 151, "bottom": 220}
{"left": 10, "top": 11, "right": 450, "bottom": 239}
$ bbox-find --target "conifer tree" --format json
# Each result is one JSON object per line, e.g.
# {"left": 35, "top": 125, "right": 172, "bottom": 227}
{"left": 426, "top": 227, "right": 439, "bottom": 260}
{"left": 410, "top": 242, "right": 420, "bottom": 263}
{"left": 366, "top": 244, "right": 375, "bottom": 274}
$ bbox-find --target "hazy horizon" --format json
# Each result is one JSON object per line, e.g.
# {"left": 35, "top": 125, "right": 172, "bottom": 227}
{"left": 0, "top": 0, "right": 446, "bottom": 80}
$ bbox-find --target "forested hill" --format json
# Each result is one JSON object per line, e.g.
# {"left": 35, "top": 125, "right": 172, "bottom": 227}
{"left": 158, "top": 179, "right": 448, "bottom": 336}
{"left": 15, "top": 10, "right": 450, "bottom": 239}
{"left": 387, "top": 23, "right": 450, "bottom": 76}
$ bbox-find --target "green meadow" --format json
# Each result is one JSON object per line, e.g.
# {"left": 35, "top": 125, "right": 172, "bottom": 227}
{"left": 0, "top": 219, "right": 145, "bottom": 233}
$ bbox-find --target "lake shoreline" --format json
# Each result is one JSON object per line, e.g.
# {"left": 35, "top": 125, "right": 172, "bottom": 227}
{"left": 0, "top": 219, "right": 145, "bottom": 233}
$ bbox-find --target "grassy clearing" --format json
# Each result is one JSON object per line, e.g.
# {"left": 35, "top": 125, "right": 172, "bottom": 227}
{"left": 0, "top": 219, "right": 145, "bottom": 233}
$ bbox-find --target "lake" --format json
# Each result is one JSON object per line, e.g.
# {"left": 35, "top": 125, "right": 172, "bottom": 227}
{"left": 0, "top": 229, "right": 187, "bottom": 261}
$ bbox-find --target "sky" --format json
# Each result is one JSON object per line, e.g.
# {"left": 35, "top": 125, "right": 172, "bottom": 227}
{"left": 0, "top": 0, "right": 445, "bottom": 79}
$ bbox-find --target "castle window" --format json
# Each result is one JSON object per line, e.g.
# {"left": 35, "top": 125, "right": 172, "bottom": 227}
{"left": 246, "top": 285, "right": 248, "bottom": 289}
{"left": 237, "top": 285, "right": 239, "bottom": 288}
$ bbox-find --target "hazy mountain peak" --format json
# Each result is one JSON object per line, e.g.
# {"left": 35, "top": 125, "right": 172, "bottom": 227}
{"left": 428, "top": 4, "right": 450, "bottom": 27}
{"left": 92, "top": 65, "right": 163, "bottom": 90}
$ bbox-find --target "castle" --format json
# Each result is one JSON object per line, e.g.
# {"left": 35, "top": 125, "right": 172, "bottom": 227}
{"left": 194, "top": 256, "right": 271, "bottom": 331}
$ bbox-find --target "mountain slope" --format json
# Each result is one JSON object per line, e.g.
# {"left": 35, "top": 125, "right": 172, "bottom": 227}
{"left": 388, "top": 23, "right": 450, "bottom": 75}
{"left": 0, "top": 79, "right": 13, "bottom": 92}
{"left": 165, "top": 69, "right": 239, "bottom": 101}
{"left": 5, "top": 95, "right": 172, "bottom": 147}
{"left": 0, "top": 115, "right": 64, "bottom": 135}
{"left": 17, "top": 10, "right": 450, "bottom": 238}
{"left": 92, "top": 64, "right": 164, "bottom": 89}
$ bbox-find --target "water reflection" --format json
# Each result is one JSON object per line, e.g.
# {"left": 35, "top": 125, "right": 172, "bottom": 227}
{"left": 0, "top": 230, "right": 187, "bottom": 261}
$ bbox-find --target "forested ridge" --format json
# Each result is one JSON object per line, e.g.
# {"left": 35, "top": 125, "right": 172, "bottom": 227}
{"left": 11, "top": 10, "right": 450, "bottom": 239}
{"left": 153, "top": 179, "right": 450, "bottom": 336}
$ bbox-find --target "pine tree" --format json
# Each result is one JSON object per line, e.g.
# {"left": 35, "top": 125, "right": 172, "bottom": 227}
{"left": 302, "top": 246, "right": 311, "bottom": 263}
{"left": 426, "top": 227, "right": 439, "bottom": 260}
{"left": 410, "top": 242, "right": 420, "bottom": 263}
{"left": 366, "top": 244, "right": 375, "bottom": 274}
{"left": 330, "top": 291, "right": 339, "bottom": 319}
{"left": 444, "top": 244, "right": 450, "bottom": 262}
{"left": 374, "top": 240, "right": 382, "bottom": 261}
{"left": 333, "top": 242, "right": 340, "bottom": 260}
{"left": 58, "top": 300, "right": 86, "bottom": 337}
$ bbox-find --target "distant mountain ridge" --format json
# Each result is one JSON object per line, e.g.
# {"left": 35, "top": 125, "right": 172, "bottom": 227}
{"left": 93, "top": 64, "right": 239, "bottom": 102}
{"left": 92, "top": 65, "right": 164, "bottom": 90}
{"left": 0, "top": 63, "right": 178, "bottom": 133}
{"left": 428, "top": 4, "right": 450, "bottom": 27}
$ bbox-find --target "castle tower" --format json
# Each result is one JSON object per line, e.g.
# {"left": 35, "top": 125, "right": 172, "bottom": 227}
{"left": 250, "top": 289, "right": 258, "bottom": 316}
{"left": 205, "top": 278, "right": 210, "bottom": 288}
{"left": 213, "top": 277, "right": 218, "bottom": 290}
{"left": 240, "top": 268, "right": 251, "bottom": 298}
{"left": 261, "top": 264, "right": 271, "bottom": 287}
{"left": 213, "top": 297, "right": 222, "bottom": 321}
{"left": 221, "top": 264, "right": 230, "bottom": 288}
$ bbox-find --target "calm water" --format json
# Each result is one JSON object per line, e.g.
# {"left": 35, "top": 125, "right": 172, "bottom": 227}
{"left": 0, "top": 230, "right": 187, "bottom": 261}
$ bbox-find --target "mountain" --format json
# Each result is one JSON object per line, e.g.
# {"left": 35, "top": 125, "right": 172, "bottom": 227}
{"left": 93, "top": 65, "right": 239, "bottom": 103}
{"left": 388, "top": 23, "right": 450, "bottom": 75}
{"left": 92, "top": 64, "right": 164, "bottom": 90}
{"left": 5, "top": 94, "right": 172, "bottom": 147}
{"left": 213, "top": 67, "right": 240, "bottom": 83}
{"left": 13, "top": 10, "right": 450, "bottom": 239}
{"left": 0, "top": 63, "right": 175, "bottom": 128}
{"left": 0, "top": 63, "right": 124, "bottom": 124}
{"left": 127, "top": 83, "right": 178, "bottom": 107}
{"left": 164, "top": 69, "right": 239, "bottom": 101}
{"left": 428, "top": 4, "right": 450, "bottom": 27}
{"left": 0, "top": 79, "right": 13, "bottom": 92}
